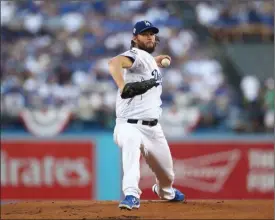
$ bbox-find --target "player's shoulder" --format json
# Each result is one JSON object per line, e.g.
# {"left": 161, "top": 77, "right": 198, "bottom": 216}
{"left": 121, "top": 48, "right": 151, "bottom": 62}
{"left": 129, "top": 47, "right": 138, "bottom": 54}
{"left": 120, "top": 48, "right": 140, "bottom": 57}
{"left": 130, "top": 48, "right": 152, "bottom": 59}
{"left": 128, "top": 47, "right": 142, "bottom": 56}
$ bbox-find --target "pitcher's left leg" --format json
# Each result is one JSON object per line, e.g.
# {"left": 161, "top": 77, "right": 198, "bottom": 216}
{"left": 141, "top": 145, "right": 175, "bottom": 200}
{"left": 142, "top": 124, "right": 185, "bottom": 201}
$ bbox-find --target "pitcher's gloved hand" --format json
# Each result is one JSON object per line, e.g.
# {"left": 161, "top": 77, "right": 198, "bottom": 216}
{"left": 121, "top": 78, "right": 159, "bottom": 99}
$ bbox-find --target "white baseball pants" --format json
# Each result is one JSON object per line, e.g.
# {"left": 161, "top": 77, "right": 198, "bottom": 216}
{"left": 113, "top": 118, "right": 175, "bottom": 200}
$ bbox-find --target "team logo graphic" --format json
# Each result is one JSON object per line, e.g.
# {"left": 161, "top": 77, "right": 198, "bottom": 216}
{"left": 140, "top": 149, "right": 241, "bottom": 193}
{"left": 144, "top": 21, "right": 151, "bottom": 26}
{"left": 151, "top": 69, "right": 162, "bottom": 83}
{"left": 20, "top": 107, "right": 72, "bottom": 137}
{"left": 130, "top": 49, "right": 137, "bottom": 54}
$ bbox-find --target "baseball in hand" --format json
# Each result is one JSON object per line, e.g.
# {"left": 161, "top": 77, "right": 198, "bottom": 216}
{"left": 161, "top": 58, "right": 171, "bottom": 67}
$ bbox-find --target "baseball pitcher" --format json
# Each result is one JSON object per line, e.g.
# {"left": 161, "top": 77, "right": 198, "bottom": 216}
{"left": 108, "top": 20, "right": 185, "bottom": 210}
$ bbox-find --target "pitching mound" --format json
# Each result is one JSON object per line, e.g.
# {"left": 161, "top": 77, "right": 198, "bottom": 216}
{"left": 1, "top": 200, "right": 273, "bottom": 219}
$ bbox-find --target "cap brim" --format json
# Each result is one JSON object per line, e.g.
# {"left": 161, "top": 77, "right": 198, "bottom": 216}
{"left": 136, "top": 26, "right": 159, "bottom": 35}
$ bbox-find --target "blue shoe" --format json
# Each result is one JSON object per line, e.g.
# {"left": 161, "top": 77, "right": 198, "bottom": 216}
{"left": 171, "top": 188, "right": 185, "bottom": 202}
{"left": 152, "top": 184, "right": 185, "bottom": 202}
{"left": 118, "top": 195, "right": 140, "bottom": 210}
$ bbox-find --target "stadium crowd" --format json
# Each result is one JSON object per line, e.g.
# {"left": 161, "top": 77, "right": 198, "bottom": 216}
{"left": 1, "top": 0, "right": 274, "bottom": 136}
{"left": 195, "top": 0, "right": 273, "bottom": 28}
{"left": 194, "top": 0, "right": 274, "bottom": 40}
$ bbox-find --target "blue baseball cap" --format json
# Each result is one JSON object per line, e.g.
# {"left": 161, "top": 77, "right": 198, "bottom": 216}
{"left": 133, "top": 20, "right": 159, "bottom": 36}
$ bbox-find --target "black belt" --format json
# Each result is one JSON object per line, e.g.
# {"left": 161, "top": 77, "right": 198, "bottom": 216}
{"left": 127, "top": 119, "right": 158, "bottom": 127}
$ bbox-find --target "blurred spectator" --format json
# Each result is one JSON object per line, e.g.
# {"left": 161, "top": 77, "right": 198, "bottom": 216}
{"left": 263, "top": 78, "right": 274, "bottom": 132}
{"left": 240, "top": 75, "right": 265, "bottom": 132}
{"left": 195, "top": 1, "right": 220, "bottom": 27}
{"left": 160, "top": 100, "right": 200, "bottom": 137}
{"left": 240, "top": 75, "right": 261, "bottom": 103}
{"left": 182, "top": 50, "right": 224, "bottom": 101}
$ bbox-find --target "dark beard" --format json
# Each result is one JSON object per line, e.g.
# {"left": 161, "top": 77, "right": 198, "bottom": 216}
{"left": 136, "top": 40, "right": 156, "bottom": 54}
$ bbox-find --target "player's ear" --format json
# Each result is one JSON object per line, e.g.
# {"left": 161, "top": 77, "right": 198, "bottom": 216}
{"left": 131, "top": 36, "right": 137, "bottom": 48}
{"left": 132, "top": 36, "right": 137, "bottom": 44}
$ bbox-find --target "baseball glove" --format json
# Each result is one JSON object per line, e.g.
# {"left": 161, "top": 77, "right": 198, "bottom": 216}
{"left": 121, "top": 78, "right": 159, "bottom": 99}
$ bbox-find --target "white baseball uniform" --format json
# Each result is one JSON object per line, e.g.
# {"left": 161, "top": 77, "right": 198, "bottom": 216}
{"left": 113, "top": 47, "right": 176, "bottom": 200}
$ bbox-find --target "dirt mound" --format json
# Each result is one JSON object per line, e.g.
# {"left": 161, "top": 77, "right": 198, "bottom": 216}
{"left": 1, "top": 200, "right": 273, "bottom": 219}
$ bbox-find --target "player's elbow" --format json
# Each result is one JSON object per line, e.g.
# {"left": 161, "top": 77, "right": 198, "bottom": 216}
{"left": 108, "top": 57, "right": 120, "bottom": 72}
{"left": 108, "top": 57, "right": 120, "bottom": 67}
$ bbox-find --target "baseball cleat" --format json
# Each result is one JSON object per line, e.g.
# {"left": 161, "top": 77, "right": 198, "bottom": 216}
{"left": 152, "top": 184, "right": 186, "bottom": 202}
{"left": 118, "top": 195, "right": 140, "bottom": 210}
{"left": 152, "top": 184, "right": 160, "bottom": 198}
{"left": 170, "top": 188, "right": 185, "bottom": 202}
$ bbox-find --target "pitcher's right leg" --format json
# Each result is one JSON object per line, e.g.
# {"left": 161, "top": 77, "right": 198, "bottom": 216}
{"left": 113, "top": 122, "right": 142, "bottom": 209}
